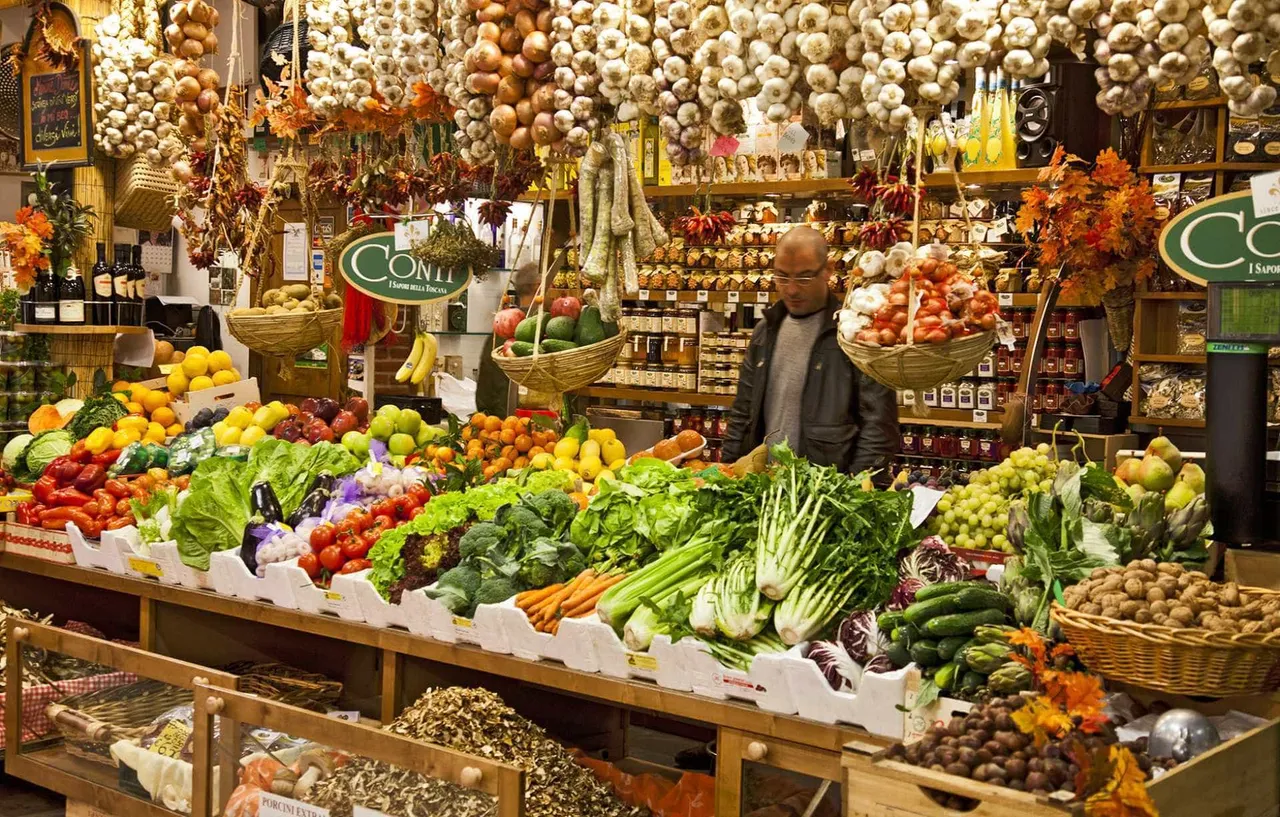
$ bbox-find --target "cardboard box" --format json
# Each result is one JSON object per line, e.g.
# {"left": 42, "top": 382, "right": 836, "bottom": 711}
{"left": 1226, "top": 548, "right": 1280, "bottom": 590}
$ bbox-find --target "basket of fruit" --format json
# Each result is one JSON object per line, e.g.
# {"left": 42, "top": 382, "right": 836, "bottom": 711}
{"left": 1054, "top": 562, "right": 1280, "bottom": 696}
{"left": 226, "top": 284, "right": 344, "bottom": 359}
{"left": 837, "top": 245, "right": 999, "bottom": 392}
{"left": 491, "top": 293, "right": 627, "bottom": 395}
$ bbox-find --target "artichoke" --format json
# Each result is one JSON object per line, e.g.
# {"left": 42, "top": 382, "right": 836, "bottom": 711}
{"left": 965, "top": 642, "right": 1014, "bottom": 673}
{"left": 1052, "top": 460, "right": 1080, "bottom": 497}
{"left": 1007, "top": 500, "right": 1030, "bottom": 551}
{"left": 1125, "top": 491, "right": 1167, "bottom": 560}
{"left": 988, "top": 661, "right": 1033, "bottom": 693}
{"left": 973, "top": 624, "right": 1016, "bottom": 644}
{"left": 1082, "top": 497, "right": 1115, "bottom": 524}
{"left": 1166, "top": 494, "right": 1209, "bottom": 551}
{"left": 1013, "top": 587, "right": 1042, "bottom": 627}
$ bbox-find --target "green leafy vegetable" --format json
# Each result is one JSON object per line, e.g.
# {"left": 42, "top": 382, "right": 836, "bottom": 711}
{"left": 65, "top": 394, "right": 127, "bottom": 441}
{"left": 173, "top": 458, "right": 250, "bottom": 570}
{"left": 11, "top": 430, "right": 74, "bottom": 481}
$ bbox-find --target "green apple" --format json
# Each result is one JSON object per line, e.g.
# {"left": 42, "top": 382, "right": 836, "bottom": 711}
{"left": 369, "top": 415, "right": 396, "bottom": 441}
{"left": 396, "top": 408, "right": 422, "bottom": 437}
{"left": 377, "top": 404, "right": 401, "bottom": 423}
{"left": 388, "top": 432, "right": 416, "bottom": 456}
{"left": 415, "top": 423, "right": 436, "bottom": 447}
{"left": 341, "top": 430, "right": 370, "bottom": 458}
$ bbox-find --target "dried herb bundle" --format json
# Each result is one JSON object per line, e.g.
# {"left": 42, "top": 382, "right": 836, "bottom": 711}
{"left": 409, "top": 220, "right": 500, "bottom": 279}
{"left": 307, "top": 759, "right": 497, "bottom": 817}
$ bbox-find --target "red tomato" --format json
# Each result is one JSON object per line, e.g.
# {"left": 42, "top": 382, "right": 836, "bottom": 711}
{"left": 347, "top": 509, "right": 373, "bottom": 532}
{"left": 343, "top": 536, "right": 372, "bottom": 560}
{"left": 371, "top": 498, "right": 397, "bottom": 520}
{"left": 310, "top": 523, "right": 336, "bottom": 552}
{"left": 339, "top": 558, "right": 372, "bottom": 574}
{"left": 409, "top": 484, "right": 431, "bottom": 504}
{"left": 409, "top": 505, "right": 424, "bottom": 520}
{"left": 298, "top": 553, "right": 321, "bottom": 578}
{"left": 319, "top": 544, "right": 346, "bottom": 572}
{"left": 393, "top": 494, "right": 421, "bottom": 518}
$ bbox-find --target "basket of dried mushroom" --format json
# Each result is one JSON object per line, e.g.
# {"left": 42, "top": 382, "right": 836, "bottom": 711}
{"left": 1054, "top": 560, "right": 1280, "bottom": 697}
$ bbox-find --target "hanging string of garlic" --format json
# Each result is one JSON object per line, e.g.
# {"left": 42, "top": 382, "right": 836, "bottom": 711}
{"left": 305, "top": 0, "right": 377, "bottom": 118}
{"left": 995, "top": 0, "right": 1052, "bottom": 79}
{"left": 359, "top": 0, "right": 442, "bottom": 110}
{"left": 547, "top": 0, "right": 597, "bottom": 153}
{"left": 443, "top": 0, "right": 496, "bottom": 163}
{"left": 91, "top": 0, "right": 179, "bottom": 164}
{"left": 654, "top": 0, "right": 709, "bottom": 164}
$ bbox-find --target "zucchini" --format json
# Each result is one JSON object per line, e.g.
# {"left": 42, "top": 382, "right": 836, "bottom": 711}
{"left": 952, "top": 586, "right": 1011, "bottom": 612}
{"left": 937, "top": 635, "right": 972, "bottom": 661}
{"left": 913, "top": 581, "right": 974, "bottom": 602}
{"left": 890, "top": 627, "right": 903, "bottom": 644}
{"left": 877, "top": 610, "right": 906, "bottom": 632}
{"left": 959, "top": 670, "right": 985, "bottom": 693}
{"left": 902, "top": 594, "right": 963, "bottom": 625}
{"left": 885, "top": 641, "right": 911, "bottom": 669}
{"left": 908, "top": 639, "right": 942, "bottom": 668}
{"left": 935, "top": 660, "right": 962, "bottom": 691}
{"left": 922, "top": 608, "right": 1009, "bottom": 637}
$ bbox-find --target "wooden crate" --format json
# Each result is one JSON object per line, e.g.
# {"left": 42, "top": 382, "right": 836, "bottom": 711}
{"left": 843, "top": 717, "right": 1280, "bottom": 817}
{"left": 0, "top": 521, "right": 73, "bottom": 563}
{"left": 172, "top": 378, "right": 261, "bottom": 424}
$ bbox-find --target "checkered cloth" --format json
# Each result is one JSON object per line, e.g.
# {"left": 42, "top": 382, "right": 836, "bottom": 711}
{"left": 0, "top": 671, "right": 137, "bottom": 748}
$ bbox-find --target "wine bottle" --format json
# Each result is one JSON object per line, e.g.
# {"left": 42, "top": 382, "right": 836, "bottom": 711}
{"left": 129, "top": 245, "right": 146, "bottom": 326}
{"left": 91, "top": 242, "right": 113, "bottom": 326}
{"left": 112, "top": 246, "right": 130, "bottom": 326}
{"left": 33, "top": 268, "right": 58, "bottom": 324}
{"left": 59, "top": 264, "right": 85, "bottom": 325}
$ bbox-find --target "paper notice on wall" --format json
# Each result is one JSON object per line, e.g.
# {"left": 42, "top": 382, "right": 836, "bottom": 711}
{"left": 1250, "top": 169, "right": 1280, "bottom": 217}
{"left": 283, "top": 222, "right": 309, "bottom": 281}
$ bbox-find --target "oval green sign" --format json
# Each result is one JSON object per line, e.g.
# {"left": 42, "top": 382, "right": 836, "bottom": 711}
{"left": 1160, "top": 190, "right": 1280, "bottom": 285}
{"left": 338, "top": 231, "right": 472, "bottom": 305}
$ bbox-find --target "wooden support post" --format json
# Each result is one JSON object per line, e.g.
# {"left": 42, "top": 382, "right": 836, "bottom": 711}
{"left": 380, "top": 648, "right": 402, "bottom": 725}
{"left": 715, "top": 727, "right": 744, "bottom": 817}
{"left": 139, "top": 596, "right": 155, "bottom": 651}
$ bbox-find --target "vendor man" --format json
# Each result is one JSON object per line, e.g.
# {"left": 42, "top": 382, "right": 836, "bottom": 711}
{"left": 723, "top": 226, "right": 899, "bottom": 477}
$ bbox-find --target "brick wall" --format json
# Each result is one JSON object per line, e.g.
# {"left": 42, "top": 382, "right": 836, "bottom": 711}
{"left": 372, "top": 332, "right": 415, "bottom": 396}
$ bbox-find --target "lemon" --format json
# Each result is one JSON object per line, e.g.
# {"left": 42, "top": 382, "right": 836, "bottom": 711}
{"left": 240, "top": 425, "right": 266, "bottom": 446}
{"left": 206, "top": 350, "right": 233, "bottom": 373}
{"left": 597, "top": 468, "right": 616, "bottom": 483}
{"left": 602, "top": 439, "right": 626, "bottom": 464}
{"left": 189, "top": 375, "right": 214, "bottom": 392}
{"left": 227, "top": 367, "right": 242, "bottom": 381}
{"left": 587, "top": 429, "right": 603, "bottom": 443}
{"left": 529, "top": 452, "right": 554, "bottom": 470}
{"left": 580, "top": 439, "right": 601, "bottom": 461}
{"left": 113, "top": 393, "right": 129, "bottom": 404}
{"left": 181, "top": 354, "right": 209, "bottom": 378}
{"left": 594, "top": 427, "right": 617, "bottom": 443}
{"left": 146, "top": 421, "right": 167, "bottom": 440}
{"left": 212, "top": 370, "right": 237, "bottom": 386}
{"left": 578, "top": 456, "right": 602, "bottom": 481}
{"left": 165, "top": 423, "right": 185, "bottom": 437}
{"left": 553, "top": 456, "right": 578, "bottom": 472}
{"left": 608, "top": 459, "right": 626, "bottom": 472}
{"left": 116, "top": 415, "right": 149, "bottom": 432}
{"left": 187, "top": 345, "right": 210, "bottom": 358}
{"left": 220, "top": 426, "right": 242, "bottom": 445}
{"left": 552, "top": 438, "right": 580, "bottom": 459}
{"left": 112, "top": 381, "right": 131, "bottom": 393}
{"left": 166, "top": 368, "right": 189, "bottom": 397}
{"left": 225, "top": 406, "right": 254, "bottom": 429}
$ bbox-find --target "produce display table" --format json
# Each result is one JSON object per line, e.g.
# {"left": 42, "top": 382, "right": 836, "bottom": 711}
{"left": 0, "top": 553, "right": 879, "bottom": 816}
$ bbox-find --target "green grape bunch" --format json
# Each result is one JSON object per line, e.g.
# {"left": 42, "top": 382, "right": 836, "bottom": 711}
{"left": 926, "top": 443, "right": 1059, "bottom": 553}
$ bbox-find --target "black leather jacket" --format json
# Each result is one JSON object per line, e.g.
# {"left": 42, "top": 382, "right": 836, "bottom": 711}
{"left": 723, "top": 295, "right": 900, "bottom": 477}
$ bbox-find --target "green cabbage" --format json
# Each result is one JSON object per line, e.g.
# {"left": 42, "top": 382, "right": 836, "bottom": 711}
{"left": 3, "top": 434, "right": 33, "bottom": 472}
{"left": 10, "top": 430, "right": 74, "bottom": 481}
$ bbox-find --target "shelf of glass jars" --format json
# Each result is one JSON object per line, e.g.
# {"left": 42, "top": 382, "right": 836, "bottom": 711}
{"left": 635, "top": 170, "right": 1045, "bottom": 200}
{"left": 1139, "top": 162, "right": 1280, "bottom": 173}
{"left": 578, "top": 386, "right": 736, "bottom": 408}
{"left": 549, "top": 287, "right": 1052, "bottom": 309}
{"left": 1129, "top": 415, "right": 1206, "bottom": 429}
{"left": 14, "top": 324, "right": 150, "bottom": 335}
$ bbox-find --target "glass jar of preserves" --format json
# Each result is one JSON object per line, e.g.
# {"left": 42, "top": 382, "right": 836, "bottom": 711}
{"left": 677, "top": 306, "right": 699, "bottom": 335}
{"left": 1043, "top": 343, "right": 1061, "bottom": 375}
{"left": 1045, "top": 310, "right": 1063, "bottom": 340}
{"left": 1063, "top": 309, "right": 1081, "bottom": 340}
{"left": 957, "top": 429, "right": 976, "bottom": 460}
{"left": 957, "top": 380, "right": 976, "bottom": 410}
{"left": 660, "top": 366, "right": 676, "bottom": 390}
{"left": 647, "top": 335, "right": 664, "bottom": 365}
{"left": 900, "top": 427, "right": 919, "bottom": 454}
{"left": 1011, "top": 347, "right": 1024, "bottom": 374}
{"left": 627, "top": 365, "right": 643, "bottom": 387}
{"left": 676, "top": 335, "right": 698, "bottom": 366}
{"left": 997, "top": 346, "right": 1011, "bottom": 375}
{"left": 661, "top": 307, "right": 676, "bottom": 335}
{"left": 939, "top": 382, "right": 958, "bottom": 409}
{"left": 1063, "top": 344, "right": 1081, "bottom": 377}
{"left": 1044, "top": 382, "right": 1061, "bottom": 412}
{"left": 922, "top": 388, "right": 939, "bottom": 407}
{"left": 977, "top": 382, "right": 996, "bottom": 410}
{"left": 936, "top": 428, "right": 958, "bottom": 458}
{"left": 919, "top": 426, "right": 937, "bottom": 456}
{"left": 1011, "top": 310, "right": 1027, "bottom": 339}
{"left": 676, "top": 366, "right": 696, "bottom": 391}
{"left": 977, "top": 431, "right": 999, "bottom": 461}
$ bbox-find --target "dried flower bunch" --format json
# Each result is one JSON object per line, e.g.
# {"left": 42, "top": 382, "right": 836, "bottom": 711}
{"left": 410, "top": 218, "right": 502, "bottom": 275}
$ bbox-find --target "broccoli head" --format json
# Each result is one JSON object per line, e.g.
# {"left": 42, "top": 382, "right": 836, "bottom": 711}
{"left": 524, "top": 490, "right": 578, "bottom": 536}
{"left": 499, "top": 505, "right": 550, "bottom": 543}
{"left": 438, "top": 563, "right": 481, "bottom": 595}
{"left": 458, "top": 521, "right": 503, "bottom": 562}
{"left": 516, "top": 537, "right": 586, "bottom": 589}
{"left": 473, "top": 576, "right": 520, "bottom": 611}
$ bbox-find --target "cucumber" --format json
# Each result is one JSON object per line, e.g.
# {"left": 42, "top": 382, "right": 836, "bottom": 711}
{"left": 908, "top": 639, "right": 942, "bottom": 668}
{"left": 959, "top": 670, "right": 985, "bottom": 693}
{"left": 509, "top": 341, "right": 536, "bottom": 357}
{"left": 890, "top": 627, "right": 903, "bottom": 644}
{"left": 902, "top": 594, "right": 963, "bottom": 625}
{"left": 540, "top": 339, "right": 579, "bottom": 353}
{"left": 935, "top": 660, "right": 962, "bottom": 691}
{"left": 937, "top": 635, "right": 972, "bottom": 661}
{"left": 952, "top": 587, "right": 1011, "bottom": 612}
{"left": 885, "top": 641, "right": 911, "bottom": 669}
{"left": 922, "top": 608, "right": 1008, "bottom": 637}
{"left": 877, "top": 610, "right": 905, "bottom": 632}
{"left": 902, "top": 623, "right": 922, "bottom": 646}
{"left": 913, "top": 581, "right": 974, "bottom": 602}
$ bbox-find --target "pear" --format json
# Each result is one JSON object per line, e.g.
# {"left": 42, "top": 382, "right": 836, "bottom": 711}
{"left": 1114, "top": 457, "right": 1141, "bottom": 485}
{"left": 1145, "top": 435, "right": 1183, "bottom": 473}
{"left": 1137, "top": 454, "right": 1176, "bottom": 492}
{"left": 1126, "top": 483, "right": 1147, "bottom": 503}
{"left": 1177, "top": 462, "right": 1206, "bottom": 494}
{"left": 1165, "top": 480, "right": 1198, "bottom": 512}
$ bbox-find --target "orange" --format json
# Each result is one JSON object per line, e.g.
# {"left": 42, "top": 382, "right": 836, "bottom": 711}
{"left": 492, "top": 457, "right": 511, "bottom": 473}
{"left": 436, "top": 448, "right": 455, "bottom": 463}
{"left": 676, "top": 429, "right": 703, "bottom": 452}
{"left": 483, "top": 466, "right": 498, "bottom": 480}
{"left": 484, "top": 416, "right": 502, "bottom": 433}
{"left": 470, "top": 413, "right": 486, "bottom": 428}
{"left": 514, "top": 434, "right": 533, "bottom": 452}
{"left": 653, "top": 439, "right": 681, "bottom": 461}
{"left": 502, "top": 416, "right": 518, "bottom": 431}
{"left": 461, "top": 426, "right": 473, "bottom": 441}
{"left": 513, "top": 455, "right": 528, "bottom": 469}
{"left": 528, "top": 446, "right": 544, "bottom": 458}
{"left": 499, "top": 428, "right": 516, "bottom": 445}
{"left": 501, "top": 445, "right": 517, "bottom": 461}
{"left": 151, "top": 406, "right": 177, "bottom": 427}
{"left": 165, "top": 423, "right": 184, "bottom": 437}
{"left": 112, "top": 380, "right": 131, "bottom": 393}
{"left": 569, "top": 492, "right": 589, "bottom": 510}
{"left": 142, "top": 390, "right": 169, "bottom": 413}
{"left": 531, "top": 431, "right": 547, "bottom": 447}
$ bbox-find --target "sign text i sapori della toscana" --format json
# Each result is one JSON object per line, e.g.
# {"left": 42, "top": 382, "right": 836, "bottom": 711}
{"left": 338, "top": 230, "right": 473, "bottom": 306}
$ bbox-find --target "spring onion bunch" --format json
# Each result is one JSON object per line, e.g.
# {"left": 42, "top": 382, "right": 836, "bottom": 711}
{"left": 711, "top": 550, "right": 776, "bottom": 640}
{"left": 699, "top": 630, "right": 788, "bottom": 672}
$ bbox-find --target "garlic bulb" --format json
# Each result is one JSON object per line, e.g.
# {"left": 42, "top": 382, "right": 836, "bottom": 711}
{"left": 360, "top": 0, "right": 440, "bottom": 108}
{"left": 653, "top": 0, "right": 708, "bottom": 163}
{"left": 92, "top": 0, "right": 178, "bottom": 165}
{"left": 307, "top": 0, "right": 375, "bottom": 117}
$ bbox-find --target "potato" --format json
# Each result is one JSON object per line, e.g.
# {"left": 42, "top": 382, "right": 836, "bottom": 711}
{"left": 265, "top": 304, "right": 287, "bottom": 314}
{"left": 244, "top": 306, "right": 267, "bottom": 315}
{"left": 296, "top": 300, "right": 316, "bottom": 311}
{"left": 282, "top": 298, "right": 300, "bottom": 309}
{"left": 284, "top": 283, "right": 311, "bottom": 300}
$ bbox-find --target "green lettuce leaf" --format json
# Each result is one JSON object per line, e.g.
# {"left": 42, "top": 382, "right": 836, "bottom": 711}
{"left": 173, "top": 457, "right": 249, "bottom": 570}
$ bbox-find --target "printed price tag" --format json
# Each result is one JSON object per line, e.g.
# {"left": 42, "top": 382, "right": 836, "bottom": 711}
{"left": 638, "top": 288, "right": 650, "bottom": 300}
{"left": 260, "top": 792, "right": 331, "bottom": 817}
{"left": 452, "top": 616, "right": 474, "bottom": 628}
{"left": 859, "top": 149, "right": 877, "bottom": 163}
{"left": 696, "top": 290, "right": 709, "bottom": 302}
{"left": 1250, "top": 169, "right": 1280, "bottom": 217}
{"left": 908, "top": 486, "right": 945, "bottom": 528}
{"left": 998, "top": 292, "right": 1014, "bottom": 306}
{"left": 666, "top": 289, "right": 678, "bottom": 301}
{"left": 323, "top": 590, "right": 344, "bottom": 602}
{"left": 756, "top": 291, "right": 770, "bottom": 303}
{"left": 973, "top": 409, "right": 988, "bottom": 423}
{"left": 727, "top": 291, "right": 740, "bottom": 303}
{"left": 147, "top": 719, "right": 191, "bottom": 758}
{"left": 625, "top": 651, "right": 659, "bottom": 672}
{"left": 127, "top": 556, "right": 163, "bottom": 578}
{"left": 327, "top": 710, "right": 361, "bottom": 722}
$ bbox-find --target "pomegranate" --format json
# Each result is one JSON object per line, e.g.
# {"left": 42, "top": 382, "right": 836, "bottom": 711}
{"left": 493, "top": 307, "right": 526, "bottom": 339}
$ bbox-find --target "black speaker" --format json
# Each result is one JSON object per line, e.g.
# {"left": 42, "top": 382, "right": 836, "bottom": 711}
{"left": 1015, "top": 62, "right": 1106, "bottom": 168}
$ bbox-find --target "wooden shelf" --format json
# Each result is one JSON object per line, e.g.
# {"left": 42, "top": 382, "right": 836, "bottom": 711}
{"left": 921, "top": 168, "right": 1043, "bottom": 188}
{"left": 898, "top": 407, "right": 1002, "bottom": 429}
{"left": 0, "top": 554, "right": 869, "bottom": 753}
{"left": 1140, "top": 162, "right": 1280, "bottom": 173}
{"left": 6, "top": 746, "right": 178, "bottom": 817}
{"left": 1129, "top": 415, "right": 1206, "bottom": 428}
{"left": 1154, "top": 97, "right": 1227, "bottom": 110}
{"left": 580, "top": 386, "right": 735, "bottom": 407}
{"left": 550, "top": 287, "right": 779, "bottom": 306}
{"left": 636, "top": 169, "right": 1044, "bottom": 199}
{"left": 1133, "top": 353, "right": 1206, "bottom": 364}
{"left": 1137, "top": 291, "right": 1207, "bottom": 300}
{"left": 14, "top": 324, "right": 149, "bottom": 335}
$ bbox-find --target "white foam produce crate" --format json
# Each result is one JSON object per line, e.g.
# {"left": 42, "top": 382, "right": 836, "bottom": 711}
{"left": 149, "top": 540, "right": 214, "bottom": 589}
{"left": 269, "top": 559, "right": 364, "bottom": 620}
{"left": 399, "top": 584, "right": 510, "bottom": 653}
{"left": 346, "top": 570, "right": 412, "bottom": 630}
{"left": 494, "top": 596, "right": 600, "bottom": 673}
{"left": 679, "top": 638, "right": 796, "bottom": 713}
{"left": 66, "top": 523, "right": 130, "bottom": 574}
{"left": 781, "top": 651, "right": 915, "bottom": 739}
{"left": 208, "top": 549, "right": 297, "bottom": 608}
{"left": 586, "top": 619, "right": 689, "bottom": 690}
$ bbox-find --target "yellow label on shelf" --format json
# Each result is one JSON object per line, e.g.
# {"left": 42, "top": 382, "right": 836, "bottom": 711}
{"left": 452, "top": 616, "right": 473, "bottom": 628}
{"left": 324, "top": 591, "right": 343, "bottom": 602}
{"left": 148, "top": 719, "right": 192, "bottom": 758}
{"left": 625, "top": 651, "right": 659, "bottom": 672}
{"left": 128, "top": 556, "right": 163, "bottom": 578}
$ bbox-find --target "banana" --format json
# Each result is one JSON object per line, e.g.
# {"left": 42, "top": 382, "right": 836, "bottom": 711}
{"left": 395, "top": 333, "right": 425, "bottom": 383}
{"left": 410, "top": 331, "right": 438, "bottom": 385}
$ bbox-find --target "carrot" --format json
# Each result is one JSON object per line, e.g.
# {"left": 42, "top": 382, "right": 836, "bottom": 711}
{"left": 564, "top": 573, "right": 624, "bottom": 611}
{"left": 548, "top": 618, "right": 560, "bottom": 634}
{"left": 533, "top": 573, "right": 590, "bottom": 624}
{"left": 517, "top": 583, "right": 562, "bottom": 611}
{"left": 561, "top": 588, "right": 609, "bottom": 619}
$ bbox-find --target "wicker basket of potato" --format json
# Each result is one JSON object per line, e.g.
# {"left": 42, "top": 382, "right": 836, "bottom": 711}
{"left": 227, "top": 283, "right": 343, "bottom": 357}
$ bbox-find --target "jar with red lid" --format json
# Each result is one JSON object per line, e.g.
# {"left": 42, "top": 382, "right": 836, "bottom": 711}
{"left": 1032, "top": 383, "right": 1044, "bottom": 412}
{"left": 1044, "top": 382, "right": 1061, "bottom": 412}
{"left": 672, "top": 411, "right": 686, "bottom": 435}
{"left": 1011, "top": 310, "right": 1027, "bottom": 339}
{"left": 710, "top": 410, "right": 726, "bottom": 439}
{"left": 1063, "top": 345, "right": 1081, "bottom": 377}
{"left": 997, "top": 346, "right": 1012, "bottom": 375}
{"left": 977, "top": 432, "right": 999, "bottom": 461}
{"left": 1043, "top": 343, "right": 1061, "bottom": 375}
{"left": 1063, "top": 309, "right": 1082, "bottom": 340}
{"left": 1011, "top": 347, "right": 1024, "bottom": 374}
{"left": 701, "top": 410, "right": 715, "bottom": 438}
{"left": 1045, "top": 310, "right": 1063, "bottom": 340}
{"left": 936, "top": 428, "right": 959, "bottom": 458}
{"left": 919, "top": 426, "right": 937, "bottom": 456}
{"left": 901, "top": 428, "right": 919, "bottom": 454}
{"left": 957, "top": 429, "right": 977, "bottom": 460}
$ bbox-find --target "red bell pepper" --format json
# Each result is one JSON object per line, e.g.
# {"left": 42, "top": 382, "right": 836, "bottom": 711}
{"left": 14, "top": 501, "right": 36, "bottom": 525}
{"left": 51, "top": 459, "right": 83, "bottom": 487}
{"left": 69, "top": 440, "right": 92, "bottom": 464}
{"left": 92, "top": 449, "right": 123, "bottom": 467}
{"left": 106, "top": 514, "right": 135, "bottom": 530}
{"left": 73, "top": 465, "right": 107, "bottom": 494}
{"left": 47, "top": 488, "right": 92, "bottom": 507}
{"left": 32, "top": 475, "right": 56, "bottom": 504}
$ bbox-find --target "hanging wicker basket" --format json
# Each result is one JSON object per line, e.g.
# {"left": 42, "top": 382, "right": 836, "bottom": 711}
{"left": 839, "top": 329, "right": 996, "bottom": 392}
{"left": 114, "top": 155, "right": 179, "bottom": 232}
{"left": 492, "top": 330, "right": 628, "bottom": 394}
{"left": 227, "top": 298, "right": 343, "bottom": 358}
{"left": 1051, "top": 600, "right": 1280, "bottom": 697}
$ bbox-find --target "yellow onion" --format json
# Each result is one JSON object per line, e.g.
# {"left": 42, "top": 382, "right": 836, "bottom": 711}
{"left": 197, "top": 67, "right": 220, "bottom": 89}
{"left": 472, "top": 39, "right": 503, "bottom": 71}
{"left": 522, "top": 30, "right": 550, "bottom": 62}
{"left": 490, "top": 103, "right": 518, "bottom": 135}
{"left": 478, "top": 21, "right": 501, "bottom": 41}
{"left": 509, "top": 126, "right": 533, "bottom": 150}
{"left": 515, "top": 97, "right": 536, "bottom": 124}
{"left": 511, "top": 54, "right": 535, "bottom": 77}
{"left": 536, "top": 8, "right": 553, "bottom": 32}
{"left": 468, "top": 71, "right": 501, "bottom": 94}
{"left": 499, "top": 25, "right": 523, "bottom": 52}
{"left": 496, "top": 74, "right": 525, "bottom": 102}
{"left": 531, "top": 111, "right": 557, "bottom": 144}
{"left": 515, "top": 9, "right": 536, "bottom": 36}
{"left": 478, "top": 2, "right": 506, "bottom": 21}
{"left": 176, "top": 75, "right": 201, "bottom": 100}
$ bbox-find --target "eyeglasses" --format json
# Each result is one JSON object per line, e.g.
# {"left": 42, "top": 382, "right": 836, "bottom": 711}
{"left": 773, "top": 266, "right": 826, "bottom": 287}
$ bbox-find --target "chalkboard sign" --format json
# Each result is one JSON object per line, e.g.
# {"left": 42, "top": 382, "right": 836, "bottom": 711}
{"left": 19, "top": 4, "right": 92, "bottom": 169}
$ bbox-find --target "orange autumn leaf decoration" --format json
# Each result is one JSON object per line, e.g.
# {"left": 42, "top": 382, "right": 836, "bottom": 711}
{"left": 250, "top": 69, "right": 316, "bottom": 142}
{"left": 1011, "top": 696, "right": 1075, "bottom": 748}
{"left": 1073, "top": 743, "right": 1160, "bottom": 817}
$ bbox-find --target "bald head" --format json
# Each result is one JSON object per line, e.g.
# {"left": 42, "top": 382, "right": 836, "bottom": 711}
{"left": 774, "top": 226, "right": 831, "bottom": 317}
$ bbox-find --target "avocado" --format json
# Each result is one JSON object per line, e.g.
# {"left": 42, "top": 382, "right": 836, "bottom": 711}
{"left": 575, "top": 306, "right": 606, "bottom": 346}
{"left": 602, "top": 320, "right": 620, "bottom": 339}
{"left": 513, "top": 314, "right": 552, "bottom": 343}
{"left": 509, "top": 341, "right": 536, "bottom": 357}
{"left": 545, "top": 315, "right": 577, "bottom": 341}
{"left": 541, "top": 339, "right": 579, "bottom": 353}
